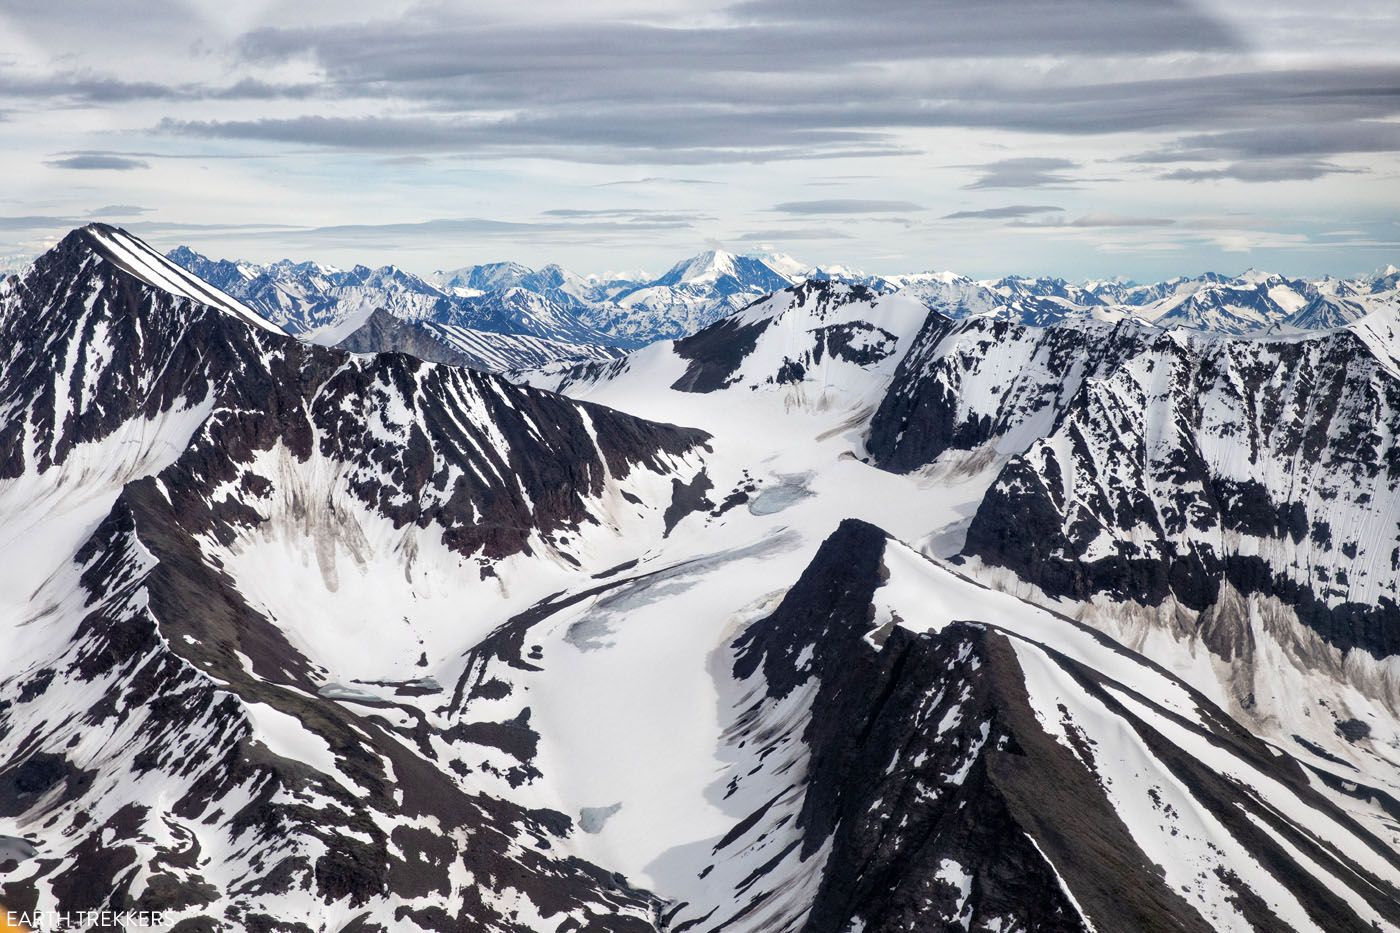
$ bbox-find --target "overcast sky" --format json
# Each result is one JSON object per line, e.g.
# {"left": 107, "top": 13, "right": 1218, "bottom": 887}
{"left": 3, "top": 0, "right": 1398, "bottom": 279}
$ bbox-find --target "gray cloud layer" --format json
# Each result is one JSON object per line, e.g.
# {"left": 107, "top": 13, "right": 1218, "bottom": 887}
{"left": 45, "top": 154, "right": 148, "bottom": 170}
{"left": 962, "top": 159, "right": 1083, "bottom": 190}
{"left": 2, "top": 0, "right": 1398, "bottom": 277}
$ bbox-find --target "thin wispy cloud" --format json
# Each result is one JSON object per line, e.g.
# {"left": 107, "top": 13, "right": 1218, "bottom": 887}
{"left": 943, "top": 205, "right": 1064, "bottom": 220}
{"left": 771, "top": 199, "right": 923, "bottom": 214}
{"left": 1012, "top": 213, "right": 1176, "bottom": 228}
{"left": 88, "top": 204, "right": 151, "bottom": 216}
{"left": 962, "top": 158, "right": 1082, "bottom": 190}
{"left": 593, "top": 177, "right": 719, "bottom": 187}
{"left": 1159, "top": 161, "right": 1365, "bottom": 183}
{"left": 45, "top": 154, "right": 148, "bottom": 170}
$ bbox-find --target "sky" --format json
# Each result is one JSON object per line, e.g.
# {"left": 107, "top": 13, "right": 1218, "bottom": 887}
{"left": 2, "top": 0, "right": 1399, "bottom": 280}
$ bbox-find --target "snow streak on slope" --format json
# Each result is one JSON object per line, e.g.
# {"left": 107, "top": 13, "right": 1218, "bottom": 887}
{"left": 87, "top": 225, "right": 285, "bottom": 334}
{"left": 719, "top": 522, "right": 1400, "bottom": 932}
{"left": 424, "top": 321, "right": 622, "bottom": 371}
{"left": 335, "top": 307, "right": 621, "bottom": 372}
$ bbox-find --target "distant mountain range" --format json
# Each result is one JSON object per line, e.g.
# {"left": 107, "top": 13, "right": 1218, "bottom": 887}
{"left": 161, "top": 244, "right": 1400, "bottom": 375}
{"left": 166, "top": 245, "right": 801, "bottom": 349}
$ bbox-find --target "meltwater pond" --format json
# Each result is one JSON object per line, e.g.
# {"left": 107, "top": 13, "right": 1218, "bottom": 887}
{"left": 746, "top": 472, "right": 815, "bottom": 516}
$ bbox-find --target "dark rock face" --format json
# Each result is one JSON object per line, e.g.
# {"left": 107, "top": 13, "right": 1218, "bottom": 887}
{"left": 726, "top": 521, "right": 1400, "bottom": 932}
{"left": 668, "top": 279, "right": 888, "bottom": 394}
{"left": 729, "top": 522, "right": 1130, "bottom": 932}
{"left": 670, "top": 315, "right": 771, "bottom": 393}
{"left": 807, "top": 321, "right": 899, "bottom": 368}
{"left": 1337, "top": 718, "right": 1372, "bottom": 742}
{"left": 1, "top": 226, "right": 710, "bottom": 564}
{"left": 867, "top": 314, "right": 1153, "bottom": 474}
{"left": 961, "top": 326, "right": 1400, "bottom": 658}
{"left": 335, "top": 308, "right": 481, "bottom": 367}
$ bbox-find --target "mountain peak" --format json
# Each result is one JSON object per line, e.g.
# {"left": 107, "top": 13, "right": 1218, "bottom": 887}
{"left": 657, "top": 248, "right": 739, "bottom": 286}
{"left": 742, "top": 249, "right": 807, "bottom": 279}
{"left": 78, "top": 225, "right": 284, "bottom": 334}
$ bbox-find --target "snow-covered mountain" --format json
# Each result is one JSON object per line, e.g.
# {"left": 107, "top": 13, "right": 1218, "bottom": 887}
{"left": 961, "top": 315, "right": 1400, "bottom": 660}
{"left": 171, "top": 245, "right": 799, "bottom": 352}
{"left": 165, "top": 242, "right": 1400, "bottom": 367}
{"left": 3, "top": 226, "right": 1400, "bottom": 930}
{"left": 891, "top": 267, "right": 1400, "bottom": 336}
{"left": 0, "top": 225, "right": 712, "bottom": 928}
{"left": 337, "top": 308, "right": 622, "bottom": 371}
{"left": 569, "top": 249, "right": 797, "bottom": 345}
{"left": 1285, "top": 291, "right": 1372, "bottom": 330}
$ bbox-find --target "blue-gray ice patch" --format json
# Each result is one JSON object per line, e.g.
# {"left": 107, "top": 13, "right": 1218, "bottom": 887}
{"left": 747, "top": 472, "right": 816, "bottom": 516}
{"left": 579, "top": 802, "right": 622, "bottom": 834}
{"left": 0, "top": 836, "right": 37, "bottom": 862}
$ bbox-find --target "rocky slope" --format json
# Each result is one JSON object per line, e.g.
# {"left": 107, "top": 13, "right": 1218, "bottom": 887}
{"left": 0, "top": 224, "right": 711, "bottom": 930}
{"left": 961, "top": 321, "right": 1400, "bottom": 660}
{"left": 714, "top": 520, "right": 1400, "bottom": 932}
{"left": 336, "top": 308, "right": 621, "bottom": 372}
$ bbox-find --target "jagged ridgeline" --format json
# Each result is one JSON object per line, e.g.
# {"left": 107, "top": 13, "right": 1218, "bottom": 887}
{"left": 0, "top": 224, "right": 1398, "bottom": 932}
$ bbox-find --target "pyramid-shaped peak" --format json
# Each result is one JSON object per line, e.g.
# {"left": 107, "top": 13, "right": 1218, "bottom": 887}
{"left": 79, "top": 224, "right": 284, "bottom": 334}
{"left": 658, "top": 249, "right": 739, "bottom": 285}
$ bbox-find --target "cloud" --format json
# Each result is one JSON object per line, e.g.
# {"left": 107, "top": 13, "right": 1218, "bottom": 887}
{"left": 236, "top": 1, "right": 1238, "bottom": 85}
{"left": 141, "top": 45, "right": 1400, "bottom": 170}
{"left": 733, "top": 228, "right": 854, "bottom": 241}
{"left": 539, "top": 208, "right": 707, "bottom": 222}
{"left": 1012, "top": 213, "right": 1175, "bottom": 228}
{"left": 305, "top": 216, "right": 696, "bottom": 240}
{"left": 962, "top": 158, "right": 1081, "bottom": 189}
{"left": 771, "top": 199, "right": 922, "bottom": 214}
{"left": 0, "top": 215, "right": 82, "bottom": 231}
{"left": 88, "top": 204, "right": 151, "bottom": 216}
{"left": 1159, "top": 160, "right": 1364, "bottom": 183}
{"left": 126, "top": 1, "right": 1260, "bottom": 168}
{"left": 160, "top": 115, "right": 906, "bottom": 163}
{"left": 942, "top": 205, "right": 1064, "bottom": 220}
{"left": 1207, "top": 231, "right": 1312, "bottom": 253}
{"left": 44, "top": 154, "right": 148, "bottom": 170}
{"left": 0, "top": 71, "right": 321, "bottom": 105}
{"left": 1137, "top": 120, "right": 1400, "bottom": 163}
{"left": 593, "top": 177, "right": 718, "bottom": 187}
